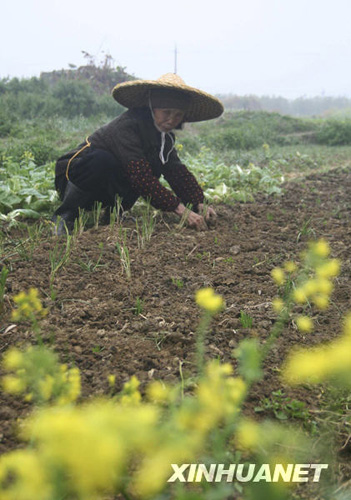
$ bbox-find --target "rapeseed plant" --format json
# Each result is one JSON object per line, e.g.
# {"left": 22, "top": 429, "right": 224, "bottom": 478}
{"left": 1, "top": 248, "right": 343, "bottom": 500}
{"left": 283, "top": 313, "right": 351, "bottom": 386}
{"left": 2, "top": 346, "right": 81, "bottom": 405}
{"left": 268, "top": 238, "right": 349, "bottom": 385}
{"left": 0, "top": 353, "right": 250, "bottom": 500}
{"left": 266, "top": 238, "right": 340, "bottom": 354}
{"left": 195, "top": 287, "right": 225, "bottom": 373}
{"left": 11, "top": 288, "right": 47, "bottom": 323}
{"left": 11, "top": 287, "right": 47, "bottom": 342}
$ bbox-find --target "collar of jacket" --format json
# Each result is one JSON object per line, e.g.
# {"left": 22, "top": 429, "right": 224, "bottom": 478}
{"left": 130, "top": 108, "right": 176, "bottom": 165}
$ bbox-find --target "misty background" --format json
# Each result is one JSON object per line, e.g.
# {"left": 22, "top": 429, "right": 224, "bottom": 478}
{"left": 2, "top": 0, "right": 351, "bottom": 116}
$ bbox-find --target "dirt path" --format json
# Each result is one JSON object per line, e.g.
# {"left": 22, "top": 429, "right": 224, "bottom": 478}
{"left": 1, "top": 167, "right": 351, "bottom": 495}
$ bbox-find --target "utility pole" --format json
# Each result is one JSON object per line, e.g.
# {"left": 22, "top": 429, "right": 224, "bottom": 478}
{"left": 174, "top": 44, "right": 177, "bottom": 74}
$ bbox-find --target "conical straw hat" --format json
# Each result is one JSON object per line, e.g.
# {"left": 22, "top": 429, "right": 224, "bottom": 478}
{"left": 112, "top": 73, "right": 224, "bottom": 122}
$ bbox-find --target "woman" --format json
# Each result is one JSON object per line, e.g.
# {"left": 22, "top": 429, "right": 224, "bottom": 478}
{"left": 52, "top": 73, "right": 224, "bottom": 234}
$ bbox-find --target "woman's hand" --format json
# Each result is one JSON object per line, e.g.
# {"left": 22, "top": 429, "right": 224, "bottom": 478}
{"left": 197, "top": 203, "right": 217, "bottom": 225}
{"left": 174, "top": 203, "right": 208, "bottom": 230}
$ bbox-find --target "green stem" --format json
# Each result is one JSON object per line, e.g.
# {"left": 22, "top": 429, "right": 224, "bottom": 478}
{"left": 196, "top": 311, "right": 212, "bottom": 376}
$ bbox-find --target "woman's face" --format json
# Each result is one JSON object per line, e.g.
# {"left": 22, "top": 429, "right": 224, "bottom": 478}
{"left": 153, "top": 108, "right": 185, "bottom": 132}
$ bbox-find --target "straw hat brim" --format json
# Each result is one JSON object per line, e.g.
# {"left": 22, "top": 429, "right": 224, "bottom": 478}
{"left": 112, "top": 78, "right": 224, "bottom": 122}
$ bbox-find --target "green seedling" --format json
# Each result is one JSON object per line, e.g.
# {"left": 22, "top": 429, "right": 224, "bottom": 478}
{"left": 176, "top": 203, "right": 192, "bottom": 231}
{"left": 72, "top": 209, "right": 89, "bottom": 237}
{"left": 133, "top": 297, "right": 144, "bottom": 316}
{"left": 49, "top": 233, "right": 72, "bottom": 299}
{"left": 109, "top": 197, "right": 123, "bottom": 231}
{"left": 171, "top": 277, "right": 184, "bottom": 289}
{"left": 224, "top": 256, "right": 235, "bottom": 264}
{"left": 13, "top": 237, "right": 34, "bottom": 262}
{"left": 195, "top": 251, "right": 211, "bottom": 261}
{"left": 297, "top": 217, "right": 316, "bottom": 242}
{"left": 92, "top": 345, "right": 105, "bottom": 353}
{"left": 77, "top": 243, "right": 105, "bottom": 272}
{"left": 240, "top": 310, "right": 253, "bottom": 328}
{"left": 136, "top": 200, "right": 156, "bottom": 249}
{"left": 152, "top": 331, "right": 170, "bottom": 351}
{"left": 115, "top": 229, "right": 131, "bottom": 279}
{"left": 92, "top": 201, "right": 103, "bottom": 229}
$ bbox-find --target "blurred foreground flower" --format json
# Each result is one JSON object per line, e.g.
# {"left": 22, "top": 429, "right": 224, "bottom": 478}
{"left": 296, "top": 316, "right": 313, "bottom": 333}
{"left": 2, "top": 346, "right": 81, "bottom": 405}
{"left": 195, "top": 287, "right": 224, "bottom": 314}
{"left": 11, "top": 288, "right": 47, "bottom": 323}
{"left": 283, "top": 313, "right": 351, "bottom": 386}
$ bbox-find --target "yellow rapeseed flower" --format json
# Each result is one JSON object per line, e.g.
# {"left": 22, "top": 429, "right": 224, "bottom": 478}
{"left": 132, "top": 443, "right": 197, "bottom": 498}
{"left": 293, "top": 287, "right": 308, "bottom": 304}
{"left": 283, "top": 348, "right": 330, "bottom": 384}
{"left": 226, "top": 377, "right": 246, "bottom": 405}
{"left": 23, "top": 402, "right": 160, "bottom": 498}
{"left": 195, "top": 362, "right": 246, "bottom": 426}
{"left": 272, "top": 297, "right": 284, "bottom": 313}
{"left": 124, "top": 375, "right": 140, "bottom": 392}
{"left": 11, "top": 287, "right": 47, "bottom": 322}
{"left": 315, "top": 278, "right": 333, "bottom": 296}
{"left": 66, "top": 368, "right": 81, "bottom": 402}
{"left": 0, "top": 450, "right": 51, "bottom": 500}
{"left": 316, "top": 259, "right": 341, "bottom": 278}
{"left": 2, "top": 375, "right": 26, "bottom": 395}
{"left": 284, "top": 261, "right": 297, "bottom": 273}
{"left": 302, "top": 279, "right": 319, "bottom": 297}
{"left": 296, "top": 316, "right": 313, "bottom": 333}
{"left": 206, "top": 361, "right": 233, "bottom": 377}
{"left": 147, "top": 381, "right": 173, "bottom": 403}
{"left": 271, "top": 267, "right": 285, "bottom": 286}
{"left": 120, "top": 375, "right": 141, "bottom": 405}
{"left": 38, "top": 375, "right": 54, "bottom": 401}
{"left": 2, "top": 348, "right": 23, "bottom": 370}
{"left": 107, "top": 374, "right": 116, "bottom": 387}
{"left": 236, "top": 419, "right": 260, "bottom": 450}
{"left": 121, "top": 392, "right": 142, "bottom": 405}
{"left": 283, "top": 335, "right": 351, "bottom": 385}
{"left": 312, "top": 294, "right": 329, "bottom": 310}
{"left": 310, "top": 239, "right": 330, "bottom": 258}
{"left": 195, "top": 287, "right": 224, "bottom": 314}
{"left": 57, "top": 367, "right": 81, "bottom": 405}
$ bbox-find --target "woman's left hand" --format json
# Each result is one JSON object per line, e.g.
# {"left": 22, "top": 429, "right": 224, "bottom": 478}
{"left": 198, "top": 204, "right": 217, "bottom": 224}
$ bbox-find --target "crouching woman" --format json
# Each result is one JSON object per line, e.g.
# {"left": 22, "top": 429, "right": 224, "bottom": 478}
{"left": 52, "top": 73, "right": 224, "bottom": 234}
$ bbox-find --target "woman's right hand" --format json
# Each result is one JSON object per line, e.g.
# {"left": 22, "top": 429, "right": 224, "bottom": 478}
{"left": 174, "top": 203, "right": 208, "bottom": 231}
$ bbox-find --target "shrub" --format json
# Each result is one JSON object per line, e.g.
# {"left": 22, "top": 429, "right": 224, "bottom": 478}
{"left": 316, "top": 119, "right": 351, "bottom": 145}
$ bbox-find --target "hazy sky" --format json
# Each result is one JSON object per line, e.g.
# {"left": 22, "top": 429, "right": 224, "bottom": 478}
{"left": 2, "top": 0, "right": 351, "bottom": 98}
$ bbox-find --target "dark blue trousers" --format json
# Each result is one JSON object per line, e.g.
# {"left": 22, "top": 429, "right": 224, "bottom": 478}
{"left": 55, "top": 148, "right": 138, "bottom": 210}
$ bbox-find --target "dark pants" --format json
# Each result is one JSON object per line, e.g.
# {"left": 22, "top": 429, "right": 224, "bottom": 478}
{"left": 55, "top": 148, "right": 138, "bottom": 210}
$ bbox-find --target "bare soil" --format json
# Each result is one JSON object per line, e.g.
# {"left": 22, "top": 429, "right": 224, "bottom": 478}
{"left": 1, "top": 167, "right": 351, "bottom": 498}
